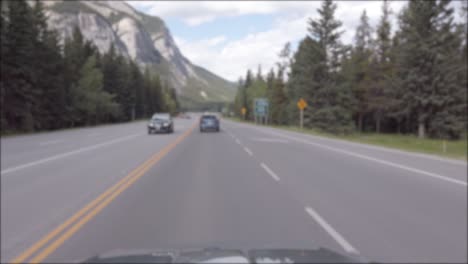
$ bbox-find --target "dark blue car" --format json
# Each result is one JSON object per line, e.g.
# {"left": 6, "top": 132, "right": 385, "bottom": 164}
{"left": 199, "top": 114, "right": 220, "bottom": 132}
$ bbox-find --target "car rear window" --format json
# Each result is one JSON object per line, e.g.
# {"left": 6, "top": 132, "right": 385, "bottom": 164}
{"left": 152, "top": 114, "right": 170, "bottom": 120}
{"left": 202, "top": 115, "right": 217, "bottom": 120}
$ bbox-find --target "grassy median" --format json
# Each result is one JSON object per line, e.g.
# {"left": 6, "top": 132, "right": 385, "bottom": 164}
{"left": 227, "top": 117, "right": 467, "bottom": 161}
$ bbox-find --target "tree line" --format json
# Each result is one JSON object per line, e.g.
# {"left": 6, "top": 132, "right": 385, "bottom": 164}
{"left": 1, "top": 0, "right": 179, "bottom": 133}
{"left": 233, "top": 0, "right": 467, "bottom": 139}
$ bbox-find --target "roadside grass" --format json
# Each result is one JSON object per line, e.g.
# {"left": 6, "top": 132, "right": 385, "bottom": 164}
{"left": 226, "top": 117, "right": 467, "bottom": 161}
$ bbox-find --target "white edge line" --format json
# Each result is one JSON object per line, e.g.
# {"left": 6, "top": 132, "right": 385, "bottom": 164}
{"left": 303, "top": 132, "right": 468, "bottom": 166}
{"left": 1, "top": 133, "right": 141, "bottom": 175}
{"left": 244, "top": 147, "right": 253, "bottom": 156}
{"left": 235, "top": 139, "right": 241, "bottom": 144}
{"left": 223, "top": 127, "right": 236, "bottom": 139}
{"left": 305, "top": 207, "right": 359, "bottom": 254}
{"left": 252, "top": 138, "right": 289, "bottom": 143}
{"left": 260, "top": 162, "right": 280, "bottom": 181}
{"left": 247, "top": 125, "right": 467, "bottom": 187}
{"left": 226, "top": 120, "right": 467, "bottom": 166}
{"left": 39, "top": 140, "right": 63, "bottom": 146}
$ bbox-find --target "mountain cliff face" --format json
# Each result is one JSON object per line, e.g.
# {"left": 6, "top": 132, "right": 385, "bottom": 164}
{"left": 40, "top": 0, "right": 235, "bottom": 105}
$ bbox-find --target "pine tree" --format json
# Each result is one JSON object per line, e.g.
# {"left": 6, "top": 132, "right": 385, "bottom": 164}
{"left": 149, "top": 74, "right": 164, "bottom": 114}
{"left": 349, "top": 10, "right": 373, "bottom": 132}
{"left": 397, "top": 0, "right": 463, "bottom": 138}
{"left": 63, "top": 27, "right": 91, "bottom": 126}
{"left": 243, "top": 69, "right": 253, "bottom": 119}
{"left": 454, "top": 0, "right": 467, "bottom": 138}
{"left": 372, "top": 0, "right": 409, "bottom": 134}
{"left": 367, "top": 0, "right": 394, "bottom": 133}
{"left": 71, "top": 55, "right": 117, "bottom": 126}
{"left": 102, "top": 44, "right": 118, "bottom": 94}
{"left": 160, "top": 81, "right": 176, "bottom": 114}
{"left": 31, "top": 0, "right": 47, "bottom": 42}
{"left": 129, "top": 61, "right": 144, "bottom": 119}
{"left": 1, "top": 1, "right": 10, "bottom": 130}
{"left": 427, "top": 2, "right": 467, "bottom": 139}
{"left": 65, "top": 26, "right": 87, "bottom": 76}
{"left": 143, "top": 68, "right": 153, "bottom": 116}
{"left": 277, "top": 42, "right": 292, "bottom": 79}
{"left": 116, "top": 57, "right": 134, "bottom": 121}
{"left": 265, "top": 69, "right": 275, "bottom": 121}
{"left": 287, "top": 37, "right": 321, "bottom": 127}
{"left": 266, "top": 69, "right": 275, "bottom": 93}
{"left": 168, "top": 86, "right": 180, "bottom": 114}
{"left": 306, "top": 0, "right": 354, "bottom": 133}
{"left": 3, "top": 0, "right": 37, "bottom": 131}
{"left": 256, "top": 64, "right": 263, "bottom": 82}
{"left": 270, "top": 68, "right": 288, "bottom": 125}
{"left": 71, "top": 55, "right": 100, "bottom": 125}
{"left": 30, "top": 0, "right": 67, "bottom": 130}
{"left": 233, "top": 77, "right": 244, "bottom": 117}
{"left": 38, "top": 29, "right": 67, "bottom": 129}
{"left": 307, "top": 0, "right": 339, "bottom": 107}
{"left": 30, "top": 0, "right": 48, "bottom": 129}
{"left": 308, "top": 0, "right": 343, "bottom": 76}
{"left": 246, "top": 68, "right": 268, "bottom": 122}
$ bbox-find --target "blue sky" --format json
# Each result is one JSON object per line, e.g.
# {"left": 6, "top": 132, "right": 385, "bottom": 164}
{"left": 164, "top": 14, "right": 276, "bottom": 44}
{"left": 126, "top": 1, "right": 464, "bottom": 82}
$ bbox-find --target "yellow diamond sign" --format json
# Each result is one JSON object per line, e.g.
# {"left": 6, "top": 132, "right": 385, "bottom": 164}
{"left": 241, "top": 107, "right": 247, "bottom": 115}
{"left": 297, "top": 98, "right": 307, "bottom": 110}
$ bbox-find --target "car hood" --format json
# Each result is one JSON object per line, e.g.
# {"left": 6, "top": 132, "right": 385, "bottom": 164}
{"left": 81, "top": 247, "right": 364, "bottom": 263}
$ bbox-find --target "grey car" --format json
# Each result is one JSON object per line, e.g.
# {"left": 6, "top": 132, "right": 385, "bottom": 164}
{"left": 199, "top": 114, "right": 220, "bottom": 132}
{"left": 148, "top": 113, "right": 174, "bottom": 134}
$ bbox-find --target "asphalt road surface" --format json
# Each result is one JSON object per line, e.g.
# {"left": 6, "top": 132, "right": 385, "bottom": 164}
{"left": 1, "top": 115, "right": 466, "bottom": 263}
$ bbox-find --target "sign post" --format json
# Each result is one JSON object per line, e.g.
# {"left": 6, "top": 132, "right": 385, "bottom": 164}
{"left": 297, "top": 98, "right": 307, "bottom": 129}
{"left": 300, "top": 108, "right": 304, "bottom": 129}
{"left": 241, "top": 107, "right": 246, "bottom": 120}
{"left": 254, "top": 98, "right": 269, "bottom": 125}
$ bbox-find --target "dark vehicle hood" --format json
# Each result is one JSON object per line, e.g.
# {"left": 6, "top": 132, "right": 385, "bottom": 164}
{"left": 81, "top": 247, "right": 365, "bottom": 263}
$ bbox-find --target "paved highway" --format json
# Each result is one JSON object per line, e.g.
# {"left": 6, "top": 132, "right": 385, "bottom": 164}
{"left": 1, "top": 115, "right": 466, "bottom": 263}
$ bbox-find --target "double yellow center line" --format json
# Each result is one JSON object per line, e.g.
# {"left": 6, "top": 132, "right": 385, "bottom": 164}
{"left": 11, "top": 124, "right": 196, "bottom": 263}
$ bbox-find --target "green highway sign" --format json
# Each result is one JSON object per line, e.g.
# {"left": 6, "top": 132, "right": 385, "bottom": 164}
{"left": 254, "top": 98, "right": 269, "bottom": 117}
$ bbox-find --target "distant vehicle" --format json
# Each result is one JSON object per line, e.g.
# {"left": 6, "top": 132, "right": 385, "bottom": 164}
{"left": 148, "top": 113, "right": 173, "bottom": 134}
{"left": 199, "top": 114, "right": 220, "bottom": 132}
{"left": 178, "top": 112, "right": 191, "bottom": 119}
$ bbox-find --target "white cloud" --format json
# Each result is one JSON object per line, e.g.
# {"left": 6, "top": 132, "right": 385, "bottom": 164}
{"left": 175, "top": 14, "right": 310, "bottom": 81}
{"left": 168, "top": 1, "right": 407, "bottom": 81}
{"left": 127, "top": 1, "right": 321, "bottom": 27}
{"left": 126, "top": 1, "right": 416, "bottom": 28}
{"left": 185, "top": 15, "right": 216, "bottom": 27}
{"left": 206, "top": 35, "right": 227, "bottom": 46}
{"left": 175, "top": 35, "right": 226, "bottom": 49}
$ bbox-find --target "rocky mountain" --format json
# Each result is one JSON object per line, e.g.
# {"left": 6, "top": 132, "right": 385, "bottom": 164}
{"left": 39, "top": 0, "right": 236, "bottom": 105}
